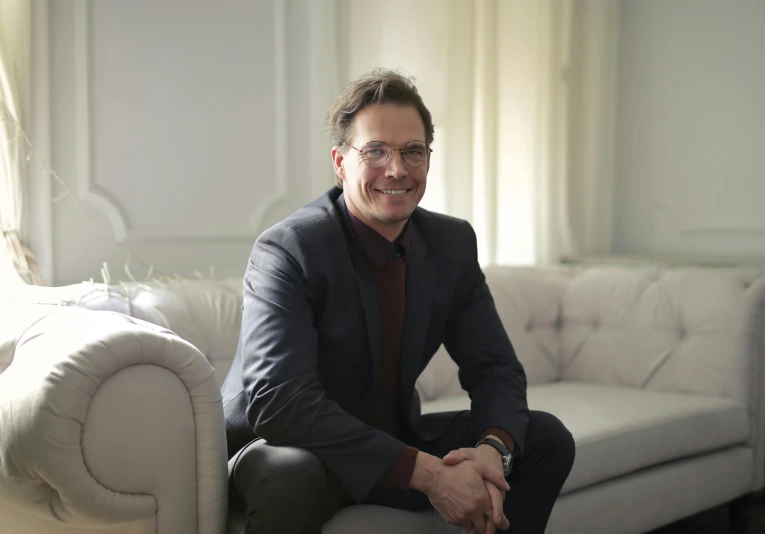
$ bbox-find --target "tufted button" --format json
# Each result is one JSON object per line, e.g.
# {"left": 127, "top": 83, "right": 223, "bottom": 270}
{"left": 678, "top": 327, "right": 687, "bottom": 339}
{"left": 525, "top": 323, "right": 533, "bottom": 332}
{"left": 592, "top": 319, "right": 600, "bottom": 329}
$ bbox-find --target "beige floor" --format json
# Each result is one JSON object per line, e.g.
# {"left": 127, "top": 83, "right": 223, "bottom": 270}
{"left": 649, "top": 492, "right": 765, "bottom": 533}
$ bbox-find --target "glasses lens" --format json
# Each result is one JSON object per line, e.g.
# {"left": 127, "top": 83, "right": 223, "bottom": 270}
{"left": 361, "top": 142, "right": 390, "bottom": 168}
{"left": 402, "top": 142, "right": 429, "bottom": 167}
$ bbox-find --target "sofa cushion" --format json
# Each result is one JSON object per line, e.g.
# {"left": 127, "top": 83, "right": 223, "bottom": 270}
{"left": 227, "top": 506, "right": 463, "bottom": 534}
{"left": 484, "top": 268, "right": 570, "bottom": 384}
{"left": 323, "top": 506, "right": 460, "bottom": 534}
{"left": 421, "top": 381, "right": 749, "bottom": 493}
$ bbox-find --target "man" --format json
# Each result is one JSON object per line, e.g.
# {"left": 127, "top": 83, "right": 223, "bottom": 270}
{"left": 222, "top": 69, "right": 575, "bottom": 534}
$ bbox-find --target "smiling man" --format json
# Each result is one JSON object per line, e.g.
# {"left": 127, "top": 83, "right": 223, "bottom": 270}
{"left": 222, "top": 69, "right": 575, "bottom": 534}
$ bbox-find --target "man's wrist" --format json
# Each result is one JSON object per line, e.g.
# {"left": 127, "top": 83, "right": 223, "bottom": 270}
{"left": 478, "top": 436, "right": 504, "bottom": 467}
{"left": 480, "top": 428, "right": 516, "bottom": 455}
{"left": 409, "top": 451, "right": 442, "bottom": 493}
{"left": 482, "top": 434, "right": 505, "bottom": 448}
{"left": 377, "top": 446, "right": 419, "bottom": 490}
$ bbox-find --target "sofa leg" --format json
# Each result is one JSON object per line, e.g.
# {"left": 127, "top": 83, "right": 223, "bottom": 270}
{"left": 729, "top": 494, "right": 751, "bottom": 533}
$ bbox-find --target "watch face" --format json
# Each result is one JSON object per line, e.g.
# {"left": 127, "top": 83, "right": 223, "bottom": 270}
{"left": 503, "top": 455, "right": 512, "bottom": 475}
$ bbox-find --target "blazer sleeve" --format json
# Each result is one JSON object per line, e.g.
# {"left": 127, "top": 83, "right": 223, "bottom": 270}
{"left": 443, "top": 222, "right": 530, "bottom": 456}
{"left": 240, "top": 224, "right": 408, "bottom": 502}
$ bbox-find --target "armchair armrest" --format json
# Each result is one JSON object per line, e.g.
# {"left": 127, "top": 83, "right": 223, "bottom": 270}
{"left": 0, "top": 308, "right": 227, "bottom": 534}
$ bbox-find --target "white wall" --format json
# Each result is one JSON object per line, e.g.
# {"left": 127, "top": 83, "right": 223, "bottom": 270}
{"left": 34, "top": 0, "right": 765, "bottom": 285}
{"left": 613, "top": 0, "right": 765, "bottom": 258}
{"left": 35, "top": 0, "right": 340, "bottom": 285}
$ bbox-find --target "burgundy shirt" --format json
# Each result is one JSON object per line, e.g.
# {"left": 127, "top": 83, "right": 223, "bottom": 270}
{"left": 346, "top": 208, "right": 515, "bottom": 490}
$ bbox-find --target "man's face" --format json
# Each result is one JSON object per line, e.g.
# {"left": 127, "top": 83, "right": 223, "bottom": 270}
{"left": 332, "top": 104, "right": 428, "bottom": 238}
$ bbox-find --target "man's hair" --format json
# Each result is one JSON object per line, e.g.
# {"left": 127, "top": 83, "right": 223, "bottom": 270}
{"left": 327, "top": 68, "right": 435, "bottom": 188}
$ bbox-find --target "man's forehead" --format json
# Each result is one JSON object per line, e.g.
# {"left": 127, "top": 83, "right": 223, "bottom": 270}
{"left": 350, "top": 104, "right": 426, "bottom": 143}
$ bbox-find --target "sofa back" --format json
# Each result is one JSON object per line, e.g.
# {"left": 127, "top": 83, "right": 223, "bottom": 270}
{"left": 419, "top": 266, "right": 765, "bottom": 406}
{"left": 16, "top": 265, "right": 763, "bottom": 408}
{"left": 415, "top": 267, "right": 572, "bottom": 400}
{"left": 558, "top": 267, "right": 765, "bottom": 403}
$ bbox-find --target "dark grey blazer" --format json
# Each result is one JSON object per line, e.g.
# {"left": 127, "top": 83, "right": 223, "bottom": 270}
{"left": 221, "top": 187, "right": 528, "bottom": 502}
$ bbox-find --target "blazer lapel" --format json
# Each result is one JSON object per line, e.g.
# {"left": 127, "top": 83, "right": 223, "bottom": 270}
{"left": 399, "top": 218, "right": 433, "bottom": 418}
{"left": 337, "top": 194, "right": 383, "bottom": 399}
{"left": 350, "top": 247, "right": 382, "bottom": 398}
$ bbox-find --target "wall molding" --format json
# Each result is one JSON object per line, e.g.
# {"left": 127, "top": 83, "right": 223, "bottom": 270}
{"left": 679, "top": 205, "right": 765, "bottom": 236}
{"left": 248, "top": 0, "right": 289, "bottom": 234}
{"left": 74, "top": 0, "right": 127, "bottom": 240}
{"left": 656, "top": 197, "right": 765, "bottom": 237}
{"left": 682, "top": 224, "right": 765, "bottom": 236}
{"left": 73, "top": 0, "right": 289, "bottom": 244}
{"left": 28, "top": 0, "right": 54, "bottom": 283}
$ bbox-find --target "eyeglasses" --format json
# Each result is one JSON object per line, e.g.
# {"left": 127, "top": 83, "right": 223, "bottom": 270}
{"left": 346, "top": 140, "right": 432, "bottom": 169}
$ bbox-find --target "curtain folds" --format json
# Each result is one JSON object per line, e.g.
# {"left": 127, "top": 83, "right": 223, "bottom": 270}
{"left": 0, "top": 0, "right": 42, "bottom": 286}
{"left": 347, "top": 0, "right": 619, "bottom": 266}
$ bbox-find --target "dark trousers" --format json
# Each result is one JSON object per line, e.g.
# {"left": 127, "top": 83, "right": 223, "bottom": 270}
{"left": 229, "top": 410, "right": 575, "bottom": 534}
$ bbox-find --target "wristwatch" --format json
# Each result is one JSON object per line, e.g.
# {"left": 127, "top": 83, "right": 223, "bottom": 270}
{"left": 476, "top": 437, "right": 513, "bottom": 477}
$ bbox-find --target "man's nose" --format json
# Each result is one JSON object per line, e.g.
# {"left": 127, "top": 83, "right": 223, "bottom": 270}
{"left": 385, "top": 150, "right": 408, "bottom": 179}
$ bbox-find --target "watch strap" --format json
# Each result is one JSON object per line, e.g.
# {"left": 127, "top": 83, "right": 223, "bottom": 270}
{"left": 475, "top": 437, "right": 510, "bottom": 457}
{"left": 476, "top": 437, "right": 513, "bottom": 476}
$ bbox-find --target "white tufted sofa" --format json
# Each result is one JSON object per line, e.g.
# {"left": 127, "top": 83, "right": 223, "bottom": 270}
{"left": 1, "top": 265, "right": 764, "bottom": 534}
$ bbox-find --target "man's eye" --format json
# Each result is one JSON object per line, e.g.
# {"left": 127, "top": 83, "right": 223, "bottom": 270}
{"left": 365, "top": 149, "right": 386, "bottom": 157}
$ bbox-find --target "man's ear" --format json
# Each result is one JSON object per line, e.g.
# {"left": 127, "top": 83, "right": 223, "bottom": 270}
{"left": 331, "top": 146, "right": 345, "bottom": 183}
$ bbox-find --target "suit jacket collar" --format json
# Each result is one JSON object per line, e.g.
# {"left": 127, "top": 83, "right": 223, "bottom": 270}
{"left": 399, "top": 214, "right": 433, "bottom": 418}
{"left": 332, "top": 188, "right": 426, "bottom": 259}
{"left": 336, "top": 192, "right": 384, "bottom": 400}
{"left": 345, "top": 207, "right": 411, "bottom": 268}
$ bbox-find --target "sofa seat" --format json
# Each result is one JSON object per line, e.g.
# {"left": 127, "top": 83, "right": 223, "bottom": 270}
{"left": 226, "top": 381, "right": 749, "bottom": 534}
{"left": 226, "top": 507, "right": 459, "bottom": 534}
{"left": 422, "top": 381, "right": 750, "bottom": 494}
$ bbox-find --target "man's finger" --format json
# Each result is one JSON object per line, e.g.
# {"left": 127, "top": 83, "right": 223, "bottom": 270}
{"left": 444, "top": 448, "right": 475, "bottom": 465}
{"left": 499, "top": 515, "right": 510, "bottom": 530}
{"left": 442, "top": 451, "right": 468, "bottom": 465}
{"left": 472, "top": 513, "right": 488, "bottom": 534}
{"left": 471, "top": 461, "right": 510, "bottom": 491}
{"left": 485, "top": 481, "right": 504, "bottom": 526}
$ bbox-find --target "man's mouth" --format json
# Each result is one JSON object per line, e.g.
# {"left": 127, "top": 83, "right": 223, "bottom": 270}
{"left": 376, "top": 188, "right": 411, "bottom": 196}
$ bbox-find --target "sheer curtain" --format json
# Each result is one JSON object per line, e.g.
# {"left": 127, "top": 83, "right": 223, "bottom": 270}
{"left": 0, "top": 0, "right": 42, "bottom": 287}
{"left": 344, "top": 0, "right": 619, "bottom": 266}
{"left": 564, "top": 0, "right": 620, "bottom": 261}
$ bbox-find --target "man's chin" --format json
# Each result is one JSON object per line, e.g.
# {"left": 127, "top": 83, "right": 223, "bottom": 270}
{"left": 375, "top": 211, "right": 413, "bottom": 225}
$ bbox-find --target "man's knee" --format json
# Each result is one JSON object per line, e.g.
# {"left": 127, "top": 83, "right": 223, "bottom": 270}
{"left": 531, "top": 411, "right": 576, "bottom": 471}
{"left": 231, "top": 440, "right": 328, "bottom": 519}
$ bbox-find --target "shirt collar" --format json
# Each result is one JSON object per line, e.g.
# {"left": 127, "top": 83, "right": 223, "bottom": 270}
{"left": 345, "top": 206, "right": 411, "bottom": 268}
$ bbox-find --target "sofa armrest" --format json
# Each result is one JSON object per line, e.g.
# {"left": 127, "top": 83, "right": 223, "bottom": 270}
{"left": 0, "top": 308, "right": 227, "bottom": 533}
{"left": 750, "top": 277, "right": 765, "bottom": 491}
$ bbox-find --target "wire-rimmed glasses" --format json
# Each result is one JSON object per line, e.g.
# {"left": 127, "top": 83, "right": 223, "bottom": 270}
{"left": 347, "top": 140, "right": 432, "bottom": 168}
